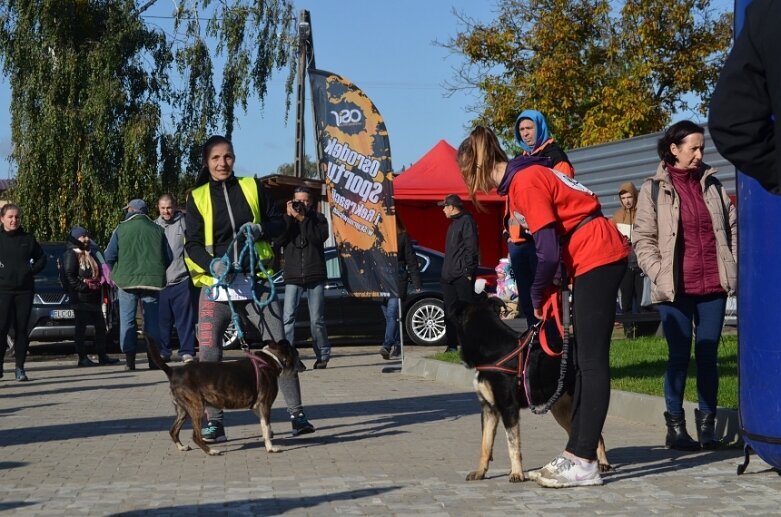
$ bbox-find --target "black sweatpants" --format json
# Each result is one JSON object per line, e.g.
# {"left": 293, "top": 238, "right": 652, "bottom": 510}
{"left": 566, "top": 260, "right": 626, "bottom": 460}
{"left": 75, "top": 307, "right": 107, "bottom": 359}
{"left": 0, "top": 291, "right": 33, "bottom": 370}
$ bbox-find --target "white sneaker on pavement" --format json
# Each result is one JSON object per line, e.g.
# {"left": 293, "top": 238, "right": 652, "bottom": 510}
{"left": 181, "top": 354, "right": 194, "bottom": 364}
{"left": 535, "top": 455, "right": 603, "bottom": 488}
{"left": 526, "top": 455, "right": 569, "bottom": 481}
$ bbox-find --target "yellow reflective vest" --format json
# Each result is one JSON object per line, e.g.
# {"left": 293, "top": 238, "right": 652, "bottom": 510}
{"left": 184, "top": 177, "right": 274, "bottom": 288}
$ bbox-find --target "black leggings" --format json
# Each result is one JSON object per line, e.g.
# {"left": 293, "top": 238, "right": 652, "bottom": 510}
{"left": 75, "top": 307, "right": 107, "bottom": 359}
{"left": 0, "top": 291, "right": 34, "bottom": 369}
{"left": 567, "top": 260, "right": 626, "bottom": 460}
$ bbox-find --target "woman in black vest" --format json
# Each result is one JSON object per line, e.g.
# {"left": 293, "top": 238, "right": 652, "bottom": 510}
{"left": 0, "top": 204, "right": 47, "bottom": 381}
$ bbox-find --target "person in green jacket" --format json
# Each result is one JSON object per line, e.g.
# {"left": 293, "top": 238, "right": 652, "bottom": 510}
{"left": 104, "top": 199, "right": 172, "bottom": 371}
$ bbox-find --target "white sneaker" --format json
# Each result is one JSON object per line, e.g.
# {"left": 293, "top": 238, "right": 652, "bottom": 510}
{"left": 527, "top": 455, "right": 569, "bottom": 481}
{"left": 181, "top": 354, "right": 194, "bottom": 364}
{"left": 535, "top": 455, "right": 603, "bottom": 488}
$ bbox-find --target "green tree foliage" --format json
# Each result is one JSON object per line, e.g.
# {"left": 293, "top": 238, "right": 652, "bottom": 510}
{"left": 275, "top": 153, "right": 319, "bottom": 179}
{"left": 447, "top": 0, "right": 732, "bottom": 150}
{"left": 0, "top": 0, "right": 295, "bottom": 243}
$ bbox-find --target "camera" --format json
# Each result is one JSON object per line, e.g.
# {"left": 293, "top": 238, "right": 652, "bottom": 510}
{"left": 291, "top": 200, "right": 306, "bottom": 213}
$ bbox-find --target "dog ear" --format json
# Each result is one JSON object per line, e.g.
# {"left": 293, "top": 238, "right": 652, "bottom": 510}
{"left": 486, "top": 295, "right": 507, "bottom": 316}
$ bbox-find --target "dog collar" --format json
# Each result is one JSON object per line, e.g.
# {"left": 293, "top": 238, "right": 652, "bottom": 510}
{"left": 259, "top": 347, "right": 284, "bottom": 369}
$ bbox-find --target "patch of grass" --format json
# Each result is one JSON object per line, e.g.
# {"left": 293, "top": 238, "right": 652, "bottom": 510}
{"left": 431, "top": 350, "right": 462, "bottom": 364}
{"left": 611, "top": 334, "right": 737, "bottom": 409}
{"left": 429, "top": 335, "right": 738, "bottom": 409}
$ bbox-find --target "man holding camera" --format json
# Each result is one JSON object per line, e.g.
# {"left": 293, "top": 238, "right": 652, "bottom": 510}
{"left": 277, "top": 187, "right": 332, "bottom": 369}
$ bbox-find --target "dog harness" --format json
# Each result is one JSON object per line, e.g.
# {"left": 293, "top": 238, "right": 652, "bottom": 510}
{"left": 245, "top": 348, "right": 282, "bottom": 406}
{"left": 473, "top": 290, "right": 571, "bottom": 414}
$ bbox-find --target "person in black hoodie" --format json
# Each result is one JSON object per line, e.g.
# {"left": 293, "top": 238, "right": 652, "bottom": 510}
{"left": 0, "top": 204, "right": 47, "bottom": 381}
{"left": 276, "top": 187, "right": 331, "bottom": 369}
{"left": 61, "top": 226, "right": 119, "bottom": 367}
{"left": 438, "top": 194, "right": 479, "bottom": 353}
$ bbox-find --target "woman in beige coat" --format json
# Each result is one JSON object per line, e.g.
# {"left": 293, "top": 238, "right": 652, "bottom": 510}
{"left": 633, "top": 121, "right": 737, "bottom": 451}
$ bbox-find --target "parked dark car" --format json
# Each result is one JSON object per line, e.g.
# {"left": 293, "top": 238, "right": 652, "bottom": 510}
{"left": 221, "top": 244, "right": 497, "bottom": 349}
{"left": 5, "top": 242, "right": 119, "bottom": 354}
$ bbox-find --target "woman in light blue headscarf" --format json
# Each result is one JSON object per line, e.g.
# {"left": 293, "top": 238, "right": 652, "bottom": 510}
{"left": 514, "top": 109, "right": 575, "bottom": 178}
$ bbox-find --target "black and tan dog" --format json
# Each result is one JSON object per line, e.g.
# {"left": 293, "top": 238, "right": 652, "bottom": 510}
{"left": 452, "top": 295, "right": 609, "bottom": 482}
{"left": 146, "top": 335, "right": 303, "bottom": 456}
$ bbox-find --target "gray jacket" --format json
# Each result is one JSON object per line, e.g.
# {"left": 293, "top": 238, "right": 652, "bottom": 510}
{"left": 155, "top": 211, "right": 189, "bottom": 285}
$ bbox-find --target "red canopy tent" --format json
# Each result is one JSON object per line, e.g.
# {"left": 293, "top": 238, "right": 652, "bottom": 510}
{"left": 393, "top": 140, "right": 507, "bottom": 268}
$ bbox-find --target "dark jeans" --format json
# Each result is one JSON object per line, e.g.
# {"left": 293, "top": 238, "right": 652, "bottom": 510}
{"left": 657, "top": 293, "right": 727, "bottom": 416}
{"left": 441, "top": 277, "right": 475, "bottom": 349}
{"left": 0, "top": 291, "right": 33, "bottom": 370}
{"left": 508, "top": 239, "right": 538, "bottom": 327}
{"left": 75, "top": 306, "right": 107, "bottom": 359}
{"left": 158, "top": 279, "right": 198, "bottom": 358}
{"left": 566, "top": 260, "right": 626, "bottom": 461}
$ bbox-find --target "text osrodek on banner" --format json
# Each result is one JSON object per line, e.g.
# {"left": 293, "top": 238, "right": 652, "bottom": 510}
{"left": 309, "top": 68, "right": 398, "bottom": 298}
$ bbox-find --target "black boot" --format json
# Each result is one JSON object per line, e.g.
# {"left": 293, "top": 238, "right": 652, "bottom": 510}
{"left": 694, "top": 409, "right": 720, "bottom": 449}
{"left": 124, "top": 353, "right": 136, "bottom": 371}
{"left": 664, "top": 411, "right": 700, "bottom": 451}
{"left": 98, "top": 354, "right": 119, "bottom": 365}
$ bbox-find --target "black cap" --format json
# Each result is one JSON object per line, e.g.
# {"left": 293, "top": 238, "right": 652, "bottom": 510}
{"left": 437, "top": 194, "right": 464, "bottom": 208}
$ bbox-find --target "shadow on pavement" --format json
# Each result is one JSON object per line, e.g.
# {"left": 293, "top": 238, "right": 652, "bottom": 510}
{"left": 109, "top": 486, "right": 401, "bottom": 516}
{"left": 0, "top": 502, "right": 36, "bottom": 513}
{"left": 603, "top": 444, "right": 743, "bottom": 482}
{"left": 4, "top": 381, "right": 159, "bottom": 400}
{"left": 0, "top": 461, "right": 29, "bottom": 470}
{"left": 0, "top": 391, "right": 478, "bottom": 447}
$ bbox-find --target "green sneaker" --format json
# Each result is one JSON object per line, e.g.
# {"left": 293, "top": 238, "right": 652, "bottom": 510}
{"left": 201, "top": 420, "right": 227, "bottom": 443}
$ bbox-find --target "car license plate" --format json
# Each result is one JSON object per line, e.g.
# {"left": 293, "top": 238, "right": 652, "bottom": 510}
{"left": 50, "top": 309, "right": 75, "bottom": 320}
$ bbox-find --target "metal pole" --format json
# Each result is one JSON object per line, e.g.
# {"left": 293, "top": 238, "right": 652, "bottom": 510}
{"left": 398, "top": 298, "right": 404, "bottom": 364}
{"left": 293, "top": 10, "right": 311, "bottom": 178}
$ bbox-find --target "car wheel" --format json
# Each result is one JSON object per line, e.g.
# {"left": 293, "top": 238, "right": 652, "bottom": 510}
{"left": 222, "top": 322, "right": 241, "bottom": 350}
{"left": 405, "top": 297, "right": 446, "bottom": 346}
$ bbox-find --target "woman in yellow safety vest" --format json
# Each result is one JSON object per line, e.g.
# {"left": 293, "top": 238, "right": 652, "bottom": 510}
{"left": 184, "top": 135, "right": 316, "bottom": 443}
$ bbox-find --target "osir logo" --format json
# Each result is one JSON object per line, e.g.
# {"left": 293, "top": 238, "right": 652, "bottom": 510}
{"left": 330, "top": 108, "right": 363, "bottom": 127}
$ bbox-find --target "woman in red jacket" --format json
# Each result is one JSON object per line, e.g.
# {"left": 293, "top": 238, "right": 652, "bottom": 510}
{"left": 458, "top": 126, "right": 628, "bottom": 488}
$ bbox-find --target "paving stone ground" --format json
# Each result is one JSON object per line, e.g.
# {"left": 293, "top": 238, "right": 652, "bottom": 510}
{"left": 1, "top": 346, "right": 779, "bottom": 516}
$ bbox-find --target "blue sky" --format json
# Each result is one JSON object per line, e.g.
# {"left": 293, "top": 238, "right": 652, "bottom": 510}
{"left": 0, "top": 1, "right": 497, "bottom": 179}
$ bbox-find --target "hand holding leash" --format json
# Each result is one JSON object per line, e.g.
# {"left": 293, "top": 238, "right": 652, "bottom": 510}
{"left": 239, "top": 222, "right": 264, "bottom": 242}
{"left": 210, "top": 257, "right": 230, "bottom": 279}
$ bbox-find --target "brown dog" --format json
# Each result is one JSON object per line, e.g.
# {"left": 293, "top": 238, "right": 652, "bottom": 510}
{"left": 452, "top": 296, "right": 610, "bottom": 482}
{"left": 146, "top": 335, "right": 303, "bottom": 456}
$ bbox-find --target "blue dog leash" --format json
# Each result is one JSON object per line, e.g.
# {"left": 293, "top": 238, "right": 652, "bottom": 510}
{"left": 205, "top": 225, "right": 276, "bottom": 350}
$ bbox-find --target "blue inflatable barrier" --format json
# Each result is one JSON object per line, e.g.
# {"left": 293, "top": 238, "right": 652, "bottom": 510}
{"left": 736, "top": 0, "right": 781, "bottom": 474}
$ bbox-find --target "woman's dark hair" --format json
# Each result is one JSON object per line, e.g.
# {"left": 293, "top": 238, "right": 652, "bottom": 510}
{"left": 195, "top": 135, "right": 234, "bottom": 186}
{"left": 0, "top": 203, "right": 20, "bottom": 217}
{"left": 657, "top": 120, "right": 705, "bottom": 164}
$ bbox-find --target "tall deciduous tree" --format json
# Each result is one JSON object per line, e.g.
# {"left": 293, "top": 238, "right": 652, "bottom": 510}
{"left": 0, "top": 0, "right": 296, "bottom": 243}
{"left": 275, "top": 154, "right": 319, "bottom": 179}
{"left": 447, "top": 0, "right": 732, "bottom": 150}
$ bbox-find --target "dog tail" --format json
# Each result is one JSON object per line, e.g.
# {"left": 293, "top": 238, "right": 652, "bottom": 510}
{"left": 144, "top": 334, "right": 173, "bottom": 377}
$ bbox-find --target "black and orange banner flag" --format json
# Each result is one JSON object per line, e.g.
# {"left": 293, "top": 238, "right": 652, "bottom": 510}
{"left": 309, "top": 68, "right": 398, "bottom": 297}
